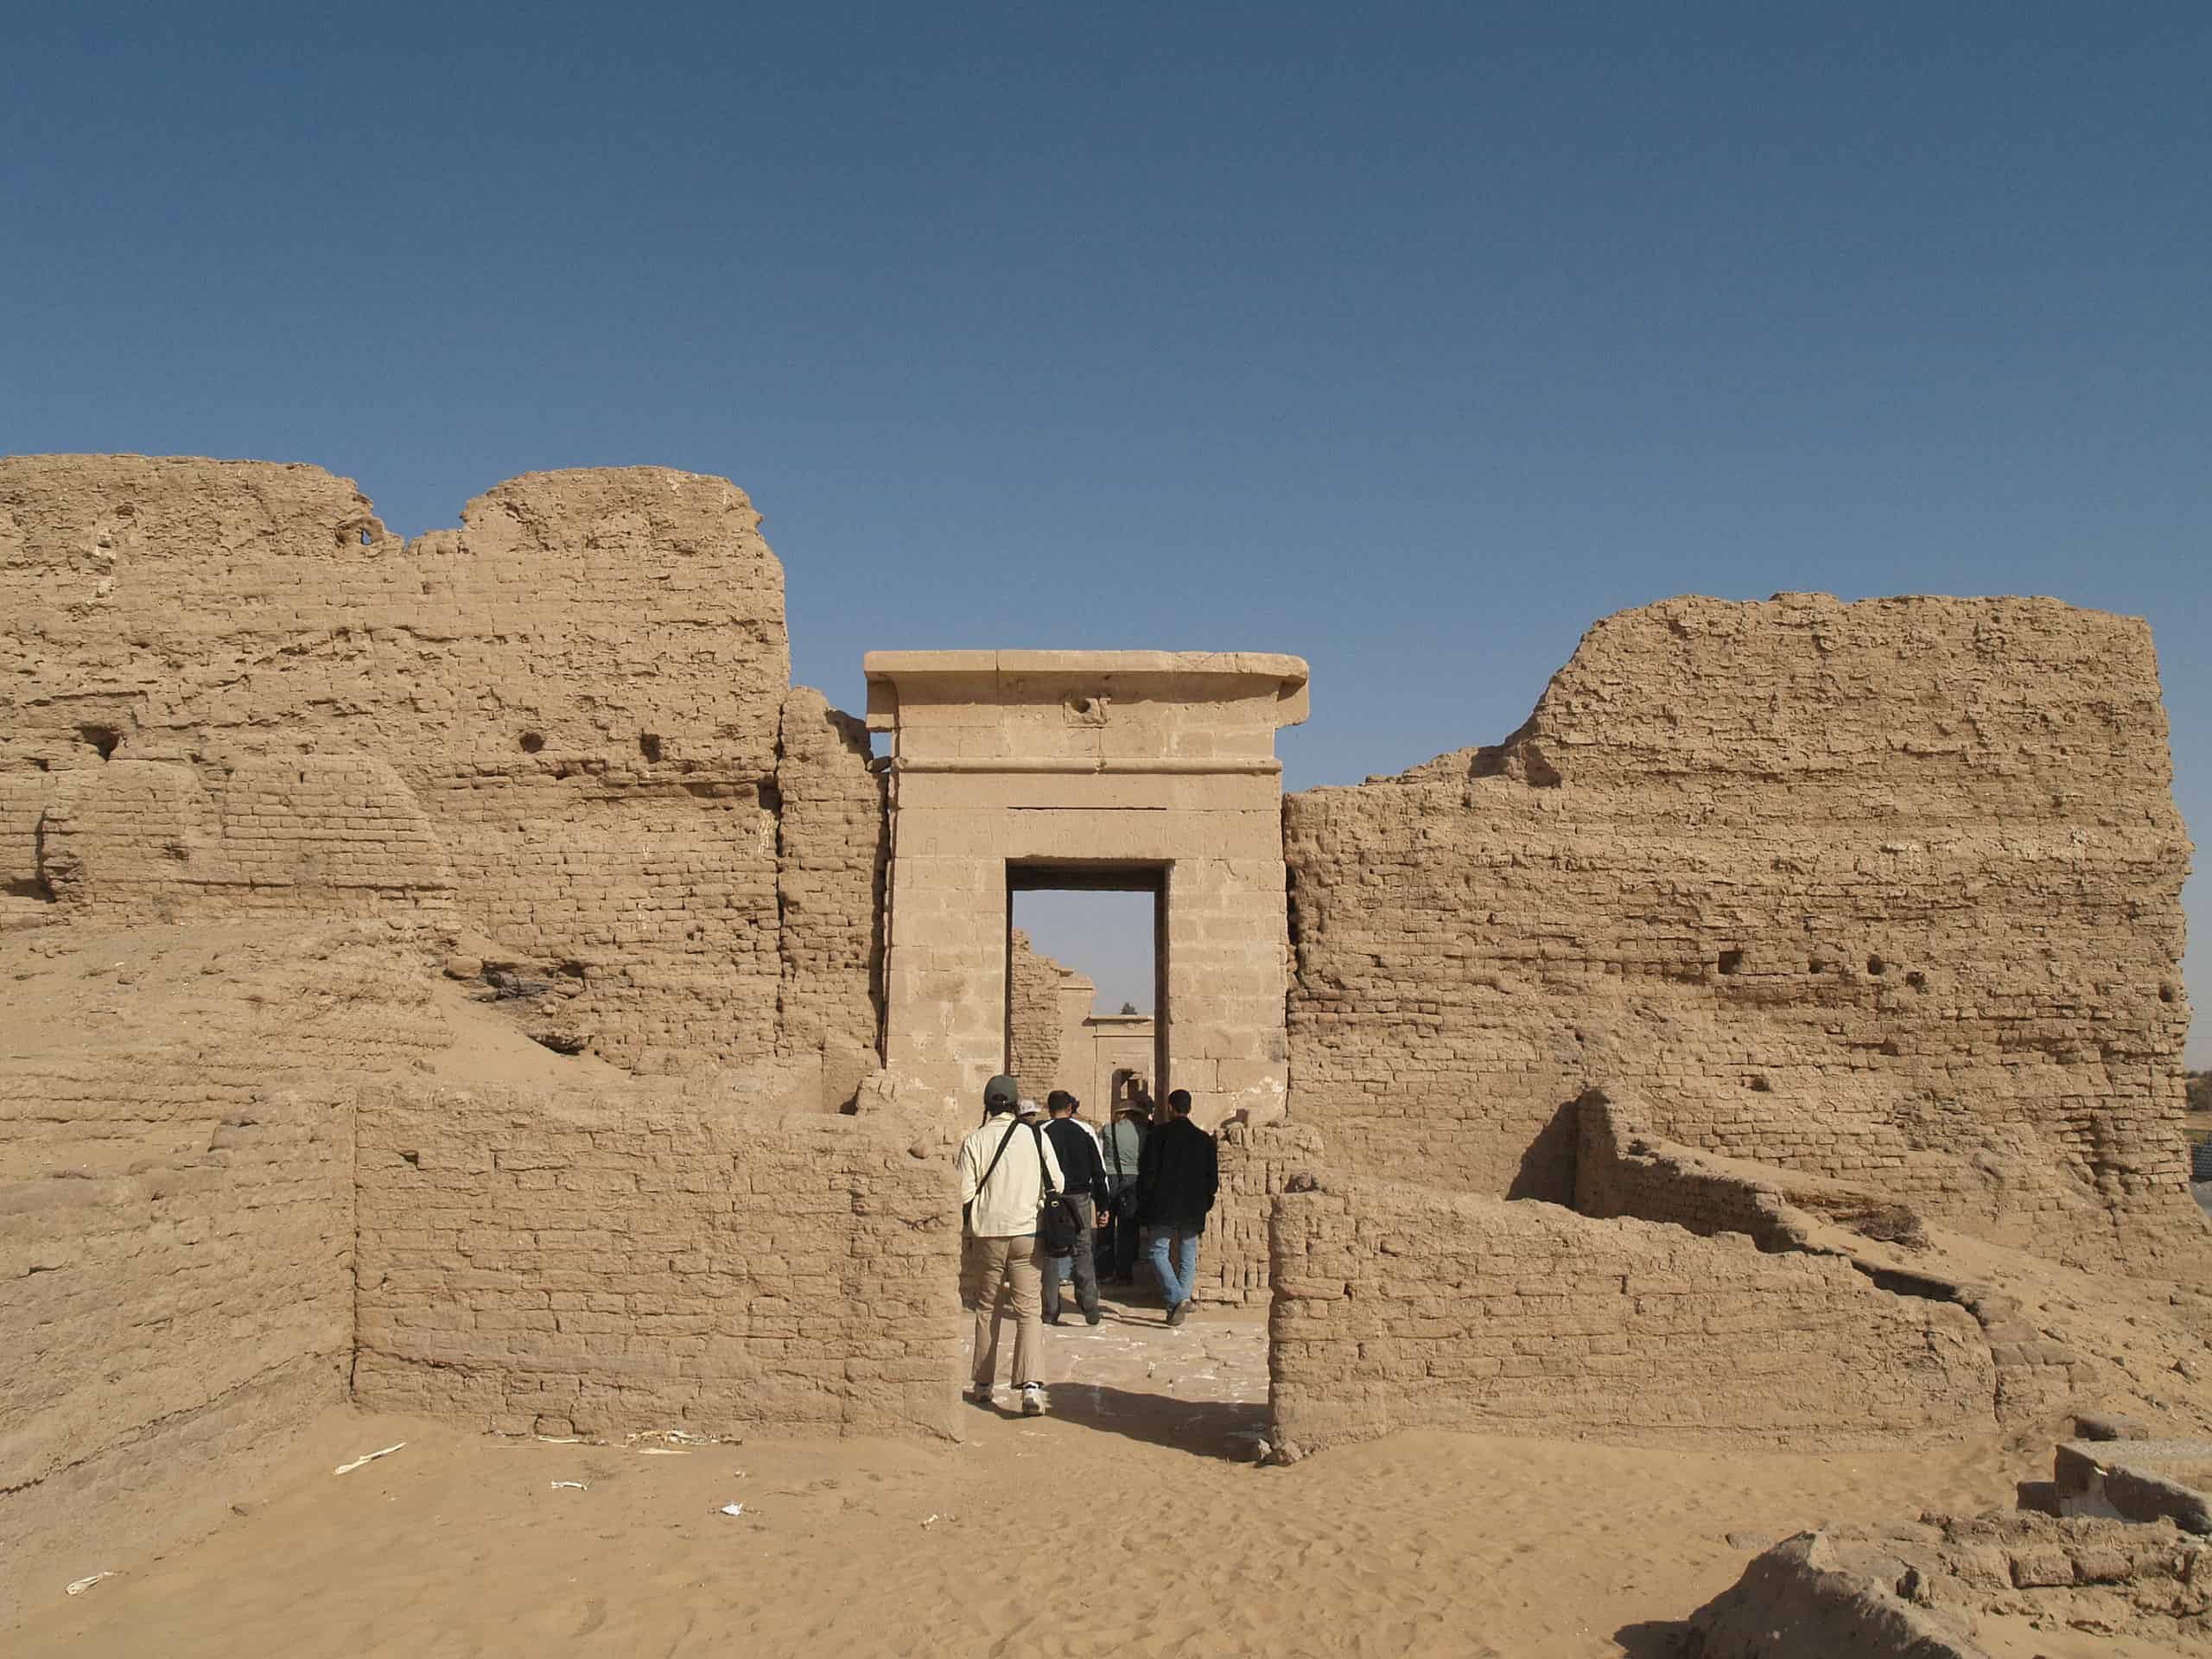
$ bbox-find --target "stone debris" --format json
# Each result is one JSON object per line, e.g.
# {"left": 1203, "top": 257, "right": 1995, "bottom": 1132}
{"left": 1684, "top": 1511, "right": 2212, "bottom": 1656}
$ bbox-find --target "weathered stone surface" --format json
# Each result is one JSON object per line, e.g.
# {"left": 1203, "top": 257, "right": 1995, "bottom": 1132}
{"left": 1285, "top": 593, "right": 2199, "bottom": 1266}
{"left": 1683, "top": 1511, "right": 2212, "bottom": 1656}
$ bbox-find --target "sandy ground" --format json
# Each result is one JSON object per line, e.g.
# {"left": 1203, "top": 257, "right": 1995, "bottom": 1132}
{"left": 14, "top": 1296, "right": 2024, "bottom": 1659}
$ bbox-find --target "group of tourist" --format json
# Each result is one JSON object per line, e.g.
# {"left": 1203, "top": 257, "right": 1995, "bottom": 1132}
{"left": 955, "top": 1073, "right": 1218, "bottom": 1417}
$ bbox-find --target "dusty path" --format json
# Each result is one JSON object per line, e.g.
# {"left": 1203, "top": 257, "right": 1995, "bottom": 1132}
{"left": 16, "top": 1301, "right": 2022, "bottom": 1659}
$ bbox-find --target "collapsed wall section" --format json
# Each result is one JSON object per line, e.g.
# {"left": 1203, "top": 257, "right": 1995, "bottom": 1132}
{"left": 353, "top": 1084, "right": 961, "bottom": 1439}
{"left": 1284, "top": 593, "right": 2199, "bottom": 1266}
{"left": 1268, "top": 1175, "right": 1998, "bottom": 1456}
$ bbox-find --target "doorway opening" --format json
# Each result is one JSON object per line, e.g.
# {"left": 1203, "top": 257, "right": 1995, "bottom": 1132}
{"left": 1004, "top": 861, "right": 1167, "bottom": 1111}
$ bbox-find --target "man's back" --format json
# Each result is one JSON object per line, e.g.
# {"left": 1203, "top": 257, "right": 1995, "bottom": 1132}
{"left": 1139, "top": 1116, "right": 1219, "bottom": 1229}
{"left": 1100, "top": 1117, "right": 1144, "bottom": 1185}
{"left": 1040, "top": 1115, "right": 1104, "bottom": 1199}
{"left": 960, "top": 1116, "right": 1063, "bottom": 1236}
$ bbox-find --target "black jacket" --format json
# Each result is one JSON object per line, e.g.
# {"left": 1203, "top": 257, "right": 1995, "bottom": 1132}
{"left": 1135, "top": 1116, "right": 1218, "bottom": 1231}
{"left": 1041, "top": 1116, "right": 1107, "bottom": 1203}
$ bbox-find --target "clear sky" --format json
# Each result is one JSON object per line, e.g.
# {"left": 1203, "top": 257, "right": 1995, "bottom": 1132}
{"left": 5, "top": 4, "right": 2206, "bottom": 1057}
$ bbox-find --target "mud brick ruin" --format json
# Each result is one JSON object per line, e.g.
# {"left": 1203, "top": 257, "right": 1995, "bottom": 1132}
{"left": 1, "top": 454, "right": 2202, "bottom": 1618}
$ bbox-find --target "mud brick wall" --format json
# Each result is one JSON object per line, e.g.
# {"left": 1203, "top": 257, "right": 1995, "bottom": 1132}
{"left": 0, "top": 1068, "right": 355, "bottom": 1625}
{"left": 1199, "top": 1121, "right": 1324, "bottom": 1305}
{"left": 775, "top": 688, "right": 887, "bottom": 1086}
{"left": 1268, "top": 1178, "right": 1998, "bottom": 1456}
{"left": 1284, "top": 593, "right": 2199, "bottom": 1267}
{"left": 353, "top": 1085, "right": 961, "bottom": 1439}
{"left": 1004, "top": 929, "right": 1065, "bottom": 1098}
{"left": 0, "top": 455, "right": 892, "bottom": 1072}
{"left": 0, "top": 919, "right": 454, "bottom": 1623}
{"left": 38, "top": 755, "right": 458, "bottom": 918}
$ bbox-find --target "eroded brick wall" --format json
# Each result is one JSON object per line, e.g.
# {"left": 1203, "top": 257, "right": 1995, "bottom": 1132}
{"left": 775, "top": 688, "right": 887, "bottom": 1093}
{"left": 1006, "top": 928, "right": 1065, "bottom": 1097}
{"left": 1284, "top": 594, "right": 2199, "bottom": 1266}
{"left": 0, "top": 455, "right": 870, "bottom": 1070}
{"left": 1268, "top": 1176, "right": 1998, "bottom": 1455}
{"left": 0, "top": 922, "right": 442, "bottom": 1624}
{"left": 353, "top": 1085, "right": 960, "bottom": 1439}
{"left": 1200, "top": 1121, "right": 1324, "bottom": 1305}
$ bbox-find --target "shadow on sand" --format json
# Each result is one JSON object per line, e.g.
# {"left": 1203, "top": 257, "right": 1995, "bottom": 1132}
{"left": 969, "top": 1379, "right": 1266, "bottom": 1458}
{"left": 1611, "top": 1619, "right": 1692, "bottom": 1657}
{"left": 1046, "top": 1382, "right": 1268, "bottom": 1457}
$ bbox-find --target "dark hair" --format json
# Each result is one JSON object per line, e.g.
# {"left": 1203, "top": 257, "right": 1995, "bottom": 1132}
{"left": 1046, "top": 1090, "right": 1078, "bottom": 1115}
{"left": 1168, "top": 1089, "right": 1192, "bottom": 1115}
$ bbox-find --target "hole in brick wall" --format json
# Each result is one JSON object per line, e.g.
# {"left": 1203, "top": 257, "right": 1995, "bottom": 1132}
{"left": 399, "top": 1150, "right": 420, "bottom": 1166}
{"left": 4, "top": 876, "right": 54, "bottom": 902}
{"left": 1906, "top": 971, "right": 1928, "bottom": 991}
{"left": 519, "top": 732, "right": 544, "bottom": 754}
{"left": 1717, "top": 949, "right": 1745, "bottom": 976}
{"left": 639, "top": 733, "right": 663, "bottom": 763}
{"left": 1748, "top": 1075, "right": 1771, "bottom": 1092}
{"left": 359, "top": 529, "right": 373, "bottom": 546}
{"left": 1867, "top": 956, "right": 1886, "bottom": 976}
{"left": 2162, "top": 984, "right": 2177, "bottom": 1004}
{"left": 1808, "top": 958, "right": 1827, "bottom": 974}
{"left": 79, "top": 724, "right": 121, "bottom": 760}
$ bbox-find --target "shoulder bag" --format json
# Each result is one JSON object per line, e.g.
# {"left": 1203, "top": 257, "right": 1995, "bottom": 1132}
{"left": 1029, "top": 1123, "right": 1085, "bottom": 1256}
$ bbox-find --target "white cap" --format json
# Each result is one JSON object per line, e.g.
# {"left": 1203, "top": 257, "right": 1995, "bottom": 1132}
{"left": 1016, "top": 1098, "right": 1042, "bottom": 1117}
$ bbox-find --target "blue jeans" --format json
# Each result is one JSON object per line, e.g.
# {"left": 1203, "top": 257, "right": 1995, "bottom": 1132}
{"left": 1145, "top": 1224, "right": 1200, "bottom": 1307}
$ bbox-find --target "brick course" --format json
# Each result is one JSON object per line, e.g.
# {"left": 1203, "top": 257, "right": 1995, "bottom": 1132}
{"left": 353, "top": 1084, "right": 961, "bottom": 1439}
{"left": 1268, "top": 1175, "right": 1999, "bottom": 1454}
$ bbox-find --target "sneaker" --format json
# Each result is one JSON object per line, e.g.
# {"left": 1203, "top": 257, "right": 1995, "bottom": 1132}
{"left": 963, "top": 1385, "right": 993, "bottom": 1408}
{"left": 1084, "top": 1308, "right": 1103, "bottom": 1327}
{"left": 1020, "top": 1383, "right": 1046, "bottom": 1417}
{"left": 1166, "top": 1300, "right": 1189, "bottom": 1326}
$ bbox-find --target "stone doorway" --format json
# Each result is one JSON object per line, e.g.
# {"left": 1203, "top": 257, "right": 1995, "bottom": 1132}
{"left": 1005, "top": 865, "right": 1166, "bottom": 1105}
{"left": 865, "top": 650, "right": 1308, "bottom": 1124}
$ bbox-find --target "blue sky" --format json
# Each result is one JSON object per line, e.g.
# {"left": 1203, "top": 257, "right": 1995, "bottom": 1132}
{"left": 5, "top": 3, "right": 2206, "bottom": 1058}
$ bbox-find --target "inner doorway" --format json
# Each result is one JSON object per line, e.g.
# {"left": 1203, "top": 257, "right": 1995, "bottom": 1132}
{"left": 1004, "top": 861, "right": 1166, "bottom": 1112}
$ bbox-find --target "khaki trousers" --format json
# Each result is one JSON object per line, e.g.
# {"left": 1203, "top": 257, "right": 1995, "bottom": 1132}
{"left": 963, "top": 1232, "right": 1045, "bottom": 1390}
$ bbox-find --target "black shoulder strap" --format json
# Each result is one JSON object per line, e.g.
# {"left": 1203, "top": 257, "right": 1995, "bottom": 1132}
{"left": 1030, "top": 1122, "right": 1060, "bottom": 1194}
{"left": 974, "top": 1119, "right": 1022, "bottom": 1198}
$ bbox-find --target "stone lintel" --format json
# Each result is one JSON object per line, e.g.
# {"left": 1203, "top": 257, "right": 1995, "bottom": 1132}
{"left": 864, "top": 650, "right": 1311, "bottom": 731}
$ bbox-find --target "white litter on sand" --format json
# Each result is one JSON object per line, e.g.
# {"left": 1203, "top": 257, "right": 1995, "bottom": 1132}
{"left": 550, "top": 1481, "right": 588, "bottom": 1491}
{"left": 334, "top": 1443, "right": 407, "bottom": 1475}
{"left": 66, "top": 1573, "right": 115, "bottom": 1596}
{"left": 637, "top": 1447, "right": 690, "bottom": 1456}
{"left": 717, "top": 1503, "right": 746, "bottom": 1517}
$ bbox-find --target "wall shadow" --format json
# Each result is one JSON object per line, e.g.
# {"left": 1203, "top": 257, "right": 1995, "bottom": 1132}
{"left": 1504, "top": 1096, "right": 1579, "bottom": 1204}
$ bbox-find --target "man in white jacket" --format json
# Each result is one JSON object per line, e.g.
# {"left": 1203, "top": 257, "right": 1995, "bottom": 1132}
{"left": 958, "top": 1073, "right": 1065, "bottom": 1415}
